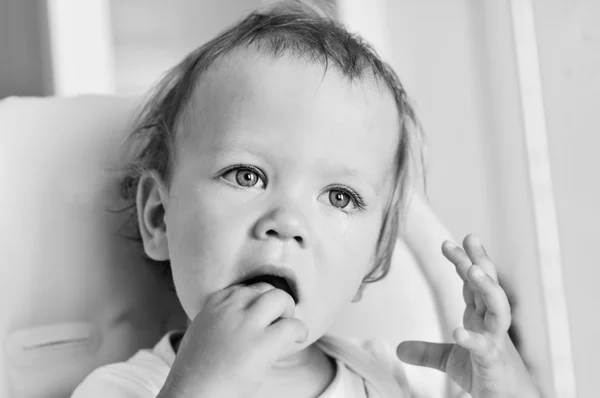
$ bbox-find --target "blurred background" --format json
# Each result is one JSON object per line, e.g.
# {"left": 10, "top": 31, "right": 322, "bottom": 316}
{"left": 1, "top": 0, "right": 598, "bottom": 397}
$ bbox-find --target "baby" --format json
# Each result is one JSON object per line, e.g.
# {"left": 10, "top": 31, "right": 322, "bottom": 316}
{"left": 73, "top": 2, "right": 538, "bottom": 397}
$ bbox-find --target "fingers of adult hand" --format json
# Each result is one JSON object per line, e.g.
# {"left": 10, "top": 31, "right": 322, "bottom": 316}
{"left": 441, "top": 240, "right": 471, "bottom": 281}
{"left": 453, "top": 328, "right": 500, "bottom": 368}
{"left": 267, "top": 317, "right": 309, "bottom": 345}
{"left": 396, "top": 341, "right": 454, "bottom": 373}
{"left": 467, "top": 265, "right": 511, "bottom": 334}
{"left": 463, "top": 234, "right": 498, "bottom": 281}
{"left": 248, "top": 288, "right": 296, "bottom": 326}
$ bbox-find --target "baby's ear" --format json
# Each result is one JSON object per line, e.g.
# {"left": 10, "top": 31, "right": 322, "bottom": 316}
{"left": 136, "top": 172, "right": 170, "bottom": 261}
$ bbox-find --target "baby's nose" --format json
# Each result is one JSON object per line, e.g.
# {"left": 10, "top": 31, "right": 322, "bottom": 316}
{"left": 252, "top": 207, "right": 310, "bottom": 247}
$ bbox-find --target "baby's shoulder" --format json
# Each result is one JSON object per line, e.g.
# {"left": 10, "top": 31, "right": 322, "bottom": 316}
{"left": 70, "top": 348, "right": 170, "bottom": 398}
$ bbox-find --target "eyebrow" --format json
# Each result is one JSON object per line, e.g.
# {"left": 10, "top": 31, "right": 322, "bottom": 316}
{"left": 208, "top": 141, "right": 268, "bottom": 157}
{"left": 317, "top": 163, "right": 359, "bottom": 179}
{"left": 318, "top": 164, "right": 381, "bottom": 194}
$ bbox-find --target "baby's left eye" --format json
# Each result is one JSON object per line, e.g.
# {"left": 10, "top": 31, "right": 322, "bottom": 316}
{"left": 329, "top": 190, "right": 352, "bottom": 209}
{"left": 320, "top": 187, "right": 365, "bottom": 212}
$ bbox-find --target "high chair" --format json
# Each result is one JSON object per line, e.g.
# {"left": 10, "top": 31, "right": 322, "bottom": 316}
{"left": 0, "top": 96, "right": 445, "bottom": 397}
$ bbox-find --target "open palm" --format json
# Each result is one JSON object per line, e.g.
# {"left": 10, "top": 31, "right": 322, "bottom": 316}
{"left": 397, "top": 234, "right": 537, "bottom": 397}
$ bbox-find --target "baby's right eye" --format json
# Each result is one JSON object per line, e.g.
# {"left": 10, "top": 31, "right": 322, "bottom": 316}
{"left": 220, "top": 166, "right": 266, "bottom": 189}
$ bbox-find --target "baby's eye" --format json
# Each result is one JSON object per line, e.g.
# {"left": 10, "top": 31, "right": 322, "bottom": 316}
{"left": 322, "top": 186, "right": 365, "bottom": 213}
{"left": 221, "top": 166, "right": 266, "bottom": 189}
{"left": 329, "top": 190, "right": 352, "bottom": 209}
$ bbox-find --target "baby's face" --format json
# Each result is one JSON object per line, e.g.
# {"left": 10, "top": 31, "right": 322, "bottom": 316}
{"left": 164, "top": 50, "right": 399, "bottom": 348}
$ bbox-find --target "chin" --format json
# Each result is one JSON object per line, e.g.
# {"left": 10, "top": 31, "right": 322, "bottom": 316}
{"left": 277, "top": 338, "right": 316, "bottom": 359}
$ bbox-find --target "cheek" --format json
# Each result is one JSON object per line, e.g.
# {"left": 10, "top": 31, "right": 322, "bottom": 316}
{"left": 299, "top": 216, "right": 381, "bottom": 338}
{"left": 314, "top": 215, "right": 381, "bottom": 295}
{"left": 164, "top": 191, "right": 242, "bottom": 304}
{"left": 167, "top": 198, "right": 216, "bottom": 266}
{"left": 337, "top": 217, "right": 380, "bottom": 271}
{"left": 166, "top": 183, "right": 243, "bottom": 260}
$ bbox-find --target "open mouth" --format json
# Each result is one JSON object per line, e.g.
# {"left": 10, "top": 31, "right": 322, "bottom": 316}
{"left": 243, "top": 274, "right": 298, "bottom": 304}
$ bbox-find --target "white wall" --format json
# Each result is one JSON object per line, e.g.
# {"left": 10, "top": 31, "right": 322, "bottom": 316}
{"left": 0, "top": 1, "right": 52, "bottom": 97}
{"left": 533, "top": 0, "right": 600, "bottom": 396}
{"left": 109, "top": 0, "right": 263, "bottom": 94}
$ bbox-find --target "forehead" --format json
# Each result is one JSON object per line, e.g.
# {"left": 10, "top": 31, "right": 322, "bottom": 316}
{"left": 179, "top": 49, "right": 400, "bottom": 187}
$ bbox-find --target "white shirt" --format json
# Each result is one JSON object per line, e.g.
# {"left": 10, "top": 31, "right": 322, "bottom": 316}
{"left": 71, "top": 331, "right": 442, "bottom": 397}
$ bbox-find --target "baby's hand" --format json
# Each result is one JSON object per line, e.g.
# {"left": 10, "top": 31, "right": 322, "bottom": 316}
{"left": 158, "top": 283, "right": 308, "bottom": 398}
{"left": 397, "top": 234, "right": 540, "bottom": 397}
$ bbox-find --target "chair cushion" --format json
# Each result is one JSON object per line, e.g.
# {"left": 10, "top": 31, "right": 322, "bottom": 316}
{"left": 0, "top": 96, "right": 186, "bottom": 398}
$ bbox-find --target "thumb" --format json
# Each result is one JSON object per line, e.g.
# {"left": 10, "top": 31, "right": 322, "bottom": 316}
{"left": 396, "top": 341, "right": 454, "bottom": 373}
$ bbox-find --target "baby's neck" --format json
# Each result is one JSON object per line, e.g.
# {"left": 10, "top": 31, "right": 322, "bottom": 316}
{"left": 171, "top": 332, "right": 336, "bottom": 397}
{"left": 258, "top": 343, "right": 336, "bottom": 398}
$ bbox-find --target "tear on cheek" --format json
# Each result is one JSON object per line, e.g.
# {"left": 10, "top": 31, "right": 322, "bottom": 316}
{"left": 340, "top": 219, "right": 348, "bottom": 239}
